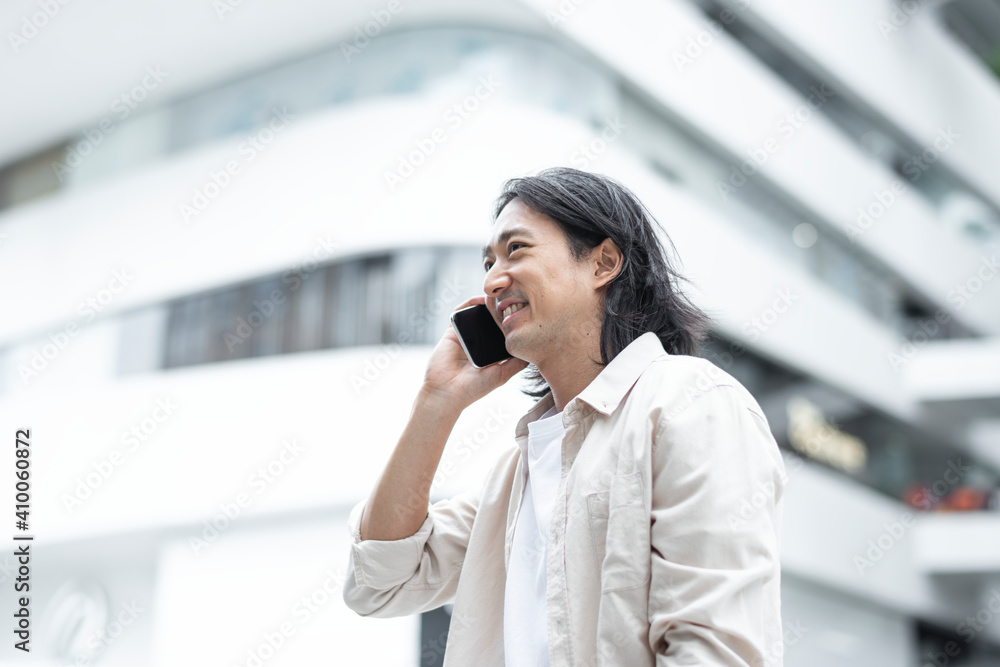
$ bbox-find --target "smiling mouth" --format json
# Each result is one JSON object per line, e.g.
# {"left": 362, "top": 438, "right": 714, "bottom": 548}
{"left": 501, "top": 303, "right": 528, "bottom": 326}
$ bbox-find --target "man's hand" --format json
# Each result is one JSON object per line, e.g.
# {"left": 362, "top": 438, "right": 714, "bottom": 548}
{"left": 421, "top": 295, "right": 530, "bottom": 412}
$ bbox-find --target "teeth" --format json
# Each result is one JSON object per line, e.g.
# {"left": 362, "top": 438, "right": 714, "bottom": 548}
{"left": 503, "top": 303, "right": 526, "bottom": 320}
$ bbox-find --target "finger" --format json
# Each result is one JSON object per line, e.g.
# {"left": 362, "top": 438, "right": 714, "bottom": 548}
{"left": 453, "top": 295, "right": 486, "bottom": 310}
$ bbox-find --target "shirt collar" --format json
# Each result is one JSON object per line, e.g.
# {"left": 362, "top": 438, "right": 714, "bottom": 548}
{"left": 514, "top": 331, "right": 669, "bottom": 439}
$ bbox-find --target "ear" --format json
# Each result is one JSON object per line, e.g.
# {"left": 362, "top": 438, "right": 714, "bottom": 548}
{"left": 591, "top": 238, "right": 623, "bottom": 289}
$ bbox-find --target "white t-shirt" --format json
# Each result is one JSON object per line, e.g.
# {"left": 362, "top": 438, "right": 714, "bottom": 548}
{"left": 504, "top": 403, "right": 565, "bottom": 667}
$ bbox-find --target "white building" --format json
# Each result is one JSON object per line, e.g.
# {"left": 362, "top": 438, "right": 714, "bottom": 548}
{"left": 1, "top": 0, "right": 999, "bottom": 665}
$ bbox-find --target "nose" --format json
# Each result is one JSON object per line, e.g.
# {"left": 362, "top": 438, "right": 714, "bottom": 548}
{"left": 483, "top": 261, "right": 511, "bottom": 305}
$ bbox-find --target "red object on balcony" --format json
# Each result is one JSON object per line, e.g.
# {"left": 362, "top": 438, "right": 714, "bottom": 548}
{"left": 942, "top": 487, "right": 988, "bottom": 512}
{"left": 903, "top": 483, "right": 935, "bottom": 511}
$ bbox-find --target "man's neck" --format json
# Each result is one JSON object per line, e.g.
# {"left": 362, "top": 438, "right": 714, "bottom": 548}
{"left": 535, "top": 343, "right": 604, "bottom": 413}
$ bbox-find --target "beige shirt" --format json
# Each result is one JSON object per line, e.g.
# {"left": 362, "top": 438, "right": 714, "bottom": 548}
{"left": 342, "top": 331, "right": 786, "bottom": 666}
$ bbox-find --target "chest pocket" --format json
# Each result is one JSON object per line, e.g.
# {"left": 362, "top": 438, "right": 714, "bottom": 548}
{"left": 586, "top": 470, "right": 650, "bottom": 592}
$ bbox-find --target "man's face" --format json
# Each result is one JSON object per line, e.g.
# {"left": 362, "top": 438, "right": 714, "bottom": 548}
{"left": 481, "top": 198, "right": 604, "bottom": 364}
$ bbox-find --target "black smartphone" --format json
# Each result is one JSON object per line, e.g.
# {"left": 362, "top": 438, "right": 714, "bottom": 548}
{"left": 450, "top": 303, "right": 514, "bottom": 368}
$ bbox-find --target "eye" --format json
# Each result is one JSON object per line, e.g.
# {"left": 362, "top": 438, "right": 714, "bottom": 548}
{"left": 484, "top": 243, "right": 525, "bottom": 271}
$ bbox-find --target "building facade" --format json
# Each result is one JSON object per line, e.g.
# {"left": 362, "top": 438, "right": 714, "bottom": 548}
{"left": 2, "top": 1, "right": 1000, "bottom": 665}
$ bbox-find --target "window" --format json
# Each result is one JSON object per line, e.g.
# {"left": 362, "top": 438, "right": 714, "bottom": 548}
{"left": 160, "top": 246, "right": 481, "bottom": 369}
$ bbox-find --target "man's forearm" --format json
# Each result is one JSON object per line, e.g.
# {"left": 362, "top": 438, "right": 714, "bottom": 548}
{"left": 359, "top": 386, "right": 463, "bottom": 541}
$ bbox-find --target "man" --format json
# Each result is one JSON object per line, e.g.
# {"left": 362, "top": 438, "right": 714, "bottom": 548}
{"left": 342, "top": 167, "right": 786, "bottom": 667}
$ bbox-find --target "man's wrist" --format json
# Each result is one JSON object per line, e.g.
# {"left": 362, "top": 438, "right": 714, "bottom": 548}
{"left": 416, "top": 384, "right": 464, "bottom": 420}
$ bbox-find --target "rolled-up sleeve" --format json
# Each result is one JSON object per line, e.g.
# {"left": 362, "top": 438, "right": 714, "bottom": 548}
{"left": 342, "top": 487, "right": 479, "bottom": 618}
{"left": 648, "top": 384, "right": 786, "bottom": 666}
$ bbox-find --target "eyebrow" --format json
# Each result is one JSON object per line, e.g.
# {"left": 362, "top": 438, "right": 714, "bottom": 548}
{"left": 481, "top": 226, "right": 536, "bottom": 262}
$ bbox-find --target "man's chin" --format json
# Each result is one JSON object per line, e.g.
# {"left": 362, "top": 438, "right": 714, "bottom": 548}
{"left": 504, "top": 341, "right": 536, "bottom": 366}
{"left": 503, "top": 336, "right": 525, "bottom": 359}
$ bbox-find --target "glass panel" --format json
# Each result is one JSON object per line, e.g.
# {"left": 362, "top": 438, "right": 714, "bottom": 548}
{"left": 247, "top": 277, "right": 288, "bottom": 358}
{"left": 285, "top": 264, "right": 327, "bottom": 354}
{"left": 328, "top": 261, "right": 362, "bottom": 348}
{"left": 117, "top": 305, "right": 167, "bottom": 375}
{"left": 393, "top": 247, "right": 439, "bottom": 346}
{"left": 163, "top": 297, "right": 196, "bottom": 368}
{"left": 362, "top": 255, "right": 392, "bottom": 346}
{"left": 212, "top": 285, "right": 249, "bottom": 363}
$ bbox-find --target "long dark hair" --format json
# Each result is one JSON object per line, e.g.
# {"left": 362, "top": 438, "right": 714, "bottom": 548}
{"left": 491, "top": 167, "right": 713, "bottom": 399}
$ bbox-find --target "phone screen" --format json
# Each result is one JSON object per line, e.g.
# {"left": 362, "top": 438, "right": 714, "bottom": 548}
{"left": 451, "top": 304, "right": 513, "bottom": 368}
